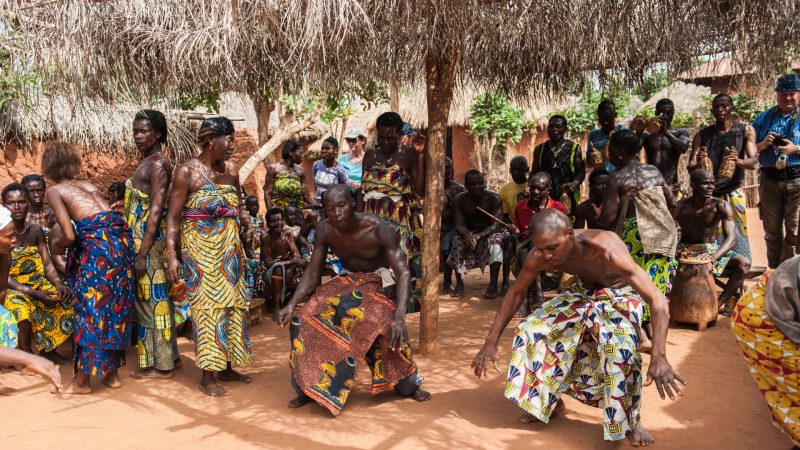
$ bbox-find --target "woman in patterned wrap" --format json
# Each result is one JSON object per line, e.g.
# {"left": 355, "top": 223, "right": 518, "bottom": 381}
{"left": 45, "top": 141, "right": 135, "bottom": 395}
{"left": 356, "top": 112, "right": 426, "bottom": 313}
{"left": 263, "top": 140, "right": 314, "bottom": 213}
{"left": 165, "top": 117, "right": 259, "bottom": 397}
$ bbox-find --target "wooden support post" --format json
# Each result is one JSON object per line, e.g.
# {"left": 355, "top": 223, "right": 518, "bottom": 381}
{"left": 390, "top": 77, "right": 400, "bottom": 113}
{"left": 419, "top": 49, "right": 460, "bottom": 355}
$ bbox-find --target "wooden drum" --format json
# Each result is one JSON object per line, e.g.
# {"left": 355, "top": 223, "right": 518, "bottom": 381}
{"left": 669, "top": 258, "right": 718, "bottom": 331}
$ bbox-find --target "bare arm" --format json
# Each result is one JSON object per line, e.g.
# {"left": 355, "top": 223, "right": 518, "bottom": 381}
{"left": 298, "top": 168, "right": 315, "bottom": 209}
{"left": 263, "top": 165, "right": 276, "bottom": 211}
{"left": 165, "top": 165, "right": 191, "bottom": 284}
{"left": 688, "top": 133, "right": 704, "bottom": 173}
{"left": 715, "top": 201, "right": 737, "bottom": 259}
{"left": 411, "top": 135, "right": 427, "bottom": 195}
{"left": 452, "top": 194, "right": 471, "bottom": 241}
{"left": 474, "top": 195, "right": 502, "bottom": 239}
{"left": 297, "top": 214, "right": 315, "bottom": 250}
{"left": 135, "top": 159, "right": 171, "bottom": 279}
{"left": 382, "top": 220, "right": 412, "bottom": 349}
{"left": 738, "top": 125, "right": 759, "bottom": 170}
{"left": 45, "top": 188, "right": 76, "bottom": 247}
{"left": 472, "top": 249, "right": 543, "bottom": 377}
{"left": 663, "top": 126, "right": 690, "bottom": 154}
{"left": 35, "top": 227, "right": 71, "bottom": 302}
{"left": 573, "top": 204, "right": 587, "bottom": 229}
{"left": 662, "top": 183, "right": 677, "bottom": 211}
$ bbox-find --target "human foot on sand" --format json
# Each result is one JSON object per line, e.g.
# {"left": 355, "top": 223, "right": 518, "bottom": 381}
{"left": 199, "top": 381, "right": 229, "bottom": 397}
{"left": 53, "top": 379, "right": 92, "bottom": 394}
{"left": 628, "top": 421, "right": 654, "bottom": 447}
{"left": 0, "top": 383, "right": 18, "bottom": 396}
{"left": 501, "top": 280, "right": 510, "bottom": 294}
{"left": 519, "top": 398, "right": 565, "bottom": 423}
{"left": 130, "top": 368, "right": 172, "bottom": 380}
{"left": 443, "top": 282, "right": 455, "bottom": 294}
{"left": 514, "top": 300, "right": 530, "bottom": 318}
{"left": 218, "top": 366, "right": 251, "bottom": 383}
{"left": 411, "top": 388, "right": 431, "bottom": 402}
{"left": 102, "top": 370, "right": 122, "bottom": 389}
{"left": 450, "top": 282, "right": 465, "bottom": 299}
{"left": 288, "top": 395, "right": 313, "bottom": 408}
{"left": 482, "top": 283, "right": 498, "bottom": 299}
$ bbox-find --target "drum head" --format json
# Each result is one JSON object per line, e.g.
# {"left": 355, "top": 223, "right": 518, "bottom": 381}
{"left": 679, "top": 257, "right": 711, "bottom": 265}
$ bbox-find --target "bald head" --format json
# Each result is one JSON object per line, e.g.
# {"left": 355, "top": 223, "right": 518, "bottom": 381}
{"left": 323, "top": 184, "right": 352, "bottom": 206}
{"left": 690, "top": 169, "right": 714, "bottom": 184}
{"left": 529, "top": 172, "right": 552, "bottom": 188}
{"left": 530, "top": 208, "right": 572, "bottom": 236}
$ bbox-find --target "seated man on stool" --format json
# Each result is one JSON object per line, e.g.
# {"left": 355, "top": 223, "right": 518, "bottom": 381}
{"left": 447, "top": 170, "right": 504, "bottom": 299}
{"left": 673, "top": 169, "right": 751, "bottom": 315}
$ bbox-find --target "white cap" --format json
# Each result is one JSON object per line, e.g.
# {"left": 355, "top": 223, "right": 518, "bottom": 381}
{"left": 344, "top": 128, "right": 366, "bottom": 139}
{"left": 0, "top": 205, "right": 12, "bottom": 230}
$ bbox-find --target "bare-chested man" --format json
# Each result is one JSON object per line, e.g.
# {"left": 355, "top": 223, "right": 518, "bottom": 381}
{"left": 447, "top": 170, "right": 504, "bottom": 299}
{"left": 441, "top": 156, "right": 466, "bottom": 293}
{"left": 124, "top": 110, "right": 182, "bottom": 380}
{"left": 673, "top": 170, "right": 751, "bottom": 314}
{"left": 472, "top": 209, "right": 685, "bottom": 447}
{"left": 277, "top": 185, "right": 430, "bottom": 415}
{"left": 573, "top": 168, "right": 610, "bottom": 230}
{"left": 599, "top": 129, "right": 678, "bottom": 343}
{"left": 21, "top": 174, "right": 55, "bottom": 232}
{"left": 44, "top": 141, "right": 135, "bottom": 394}
{"left": 261, "top": 208, "right": 307, "bottom": 320}
{"left": 641, "top": 98, "right": 690, "bottom": 198}
{"left": 3, "top": 183, "right": 73, "bottom": 368}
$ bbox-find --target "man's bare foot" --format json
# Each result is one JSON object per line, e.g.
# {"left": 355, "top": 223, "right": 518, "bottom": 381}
{"left": 0, "top": 385, "right": 18, "bottom": 396}
{"left": 514, "top": 301, "right": 530, "bottom": 319}
{"left": 130, "top": 368, "right": 172, "bottom": 379}
{"left": 410, "top": 387, "right": 431, "bottom": 402}
{"left": 718, "top": 304, "right": 733, "bottom": 316}
{"left": 450, "top": 283, "right": 465, "bottom": 299}
{"left": 640, "top": 335, "right": 652, "bottom": 353}
{"left": 174, "top": 358, "right": 182, "bottom": 369}
{"left": 519, "top": 398, "right": 565, "bottom": 423}
{"left": 443, "top": 283, "right": 455, "bottom": 294}
{"left": 53, "top": 379, "right": 92, "bottom": 394}
{"left": 19, "top": 367, "right": 37, "bottom": 376}
{"left": 41, "top": 350, "right": 71, "bottom": 365}
{"left": 288, "top": 395, "right": 313, "bottom": 408}
{"left": 483, "top": 284, "right": 498, "bottom": 299}
{"left": 102, "top": 371, "right": 122, "bottom": 389}
{"left": 628, "top": 421, "right": 654, "bottom": 447}
{"left": 218, "top": 367, "right": 252, "bottom": 383}
{"left": 199, "top": 382, "right": 230, "bottom": 397}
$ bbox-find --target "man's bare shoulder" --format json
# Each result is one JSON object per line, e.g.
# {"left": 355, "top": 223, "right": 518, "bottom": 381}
{"left": 485, "top": 190, "right": 501, "bottom": 201}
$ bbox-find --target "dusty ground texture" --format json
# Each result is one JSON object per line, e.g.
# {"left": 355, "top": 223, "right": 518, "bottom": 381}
{"left": 0, "top": 209, "right": 792, "bottom": 449}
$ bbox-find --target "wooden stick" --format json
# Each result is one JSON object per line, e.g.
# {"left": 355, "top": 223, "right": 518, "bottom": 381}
{"left": 477, "top": 207, "right": 512, "bottom": 228}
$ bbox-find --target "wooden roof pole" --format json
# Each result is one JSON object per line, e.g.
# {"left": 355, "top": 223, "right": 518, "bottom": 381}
{"left": 419, "top": 48, "right": 461, "bottom": 356}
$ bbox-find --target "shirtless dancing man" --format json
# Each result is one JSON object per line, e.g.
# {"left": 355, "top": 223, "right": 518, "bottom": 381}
{"left": 642, "top": 99, "right": 690, "bottom": 199}
{"left": 472, "top": 209, "right": 685, "bottom": 447}
{"left": 277, "top": 185, "right": 430, "bottom": 416}
{"left": 673, "top": 170, "right": 751, "bottom": 314}
{"left": 447, "top": 170, "right": 505, "bottom": 299}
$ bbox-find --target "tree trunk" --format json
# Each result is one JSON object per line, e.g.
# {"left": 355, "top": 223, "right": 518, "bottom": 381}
{"left": 338, "top": 116, "right": 349, "bottom": 158}
{"left": 475, "top": 138, "right": 482, "bottom": 173}
{"left": 238, "top": 105, "right": 322, "bottom": 184}
{"left": 487, "top": 133, "right": 496, "bottom": 178}
{"left": 419, "top": 49, "right": 461, "bottom": 356}
{"left": 505, "top": 138, "right": 511, "bottom": 183}
{"left": 249, "top": 91, "right": 275, "bottom": 148}
{"left": 390, "top": 77, "right": 399, "bottom": 113}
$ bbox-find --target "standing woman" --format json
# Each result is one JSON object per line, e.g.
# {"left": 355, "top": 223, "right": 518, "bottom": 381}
{"left": 165, "top": 117, "right": 258, "bottom": 398}
{"left": 357, "top": 112, "right": 426, "bottom": 312}
{"left": 339, "top": 128, "right": 367, "bottom": 195}
{"left": 263, "top": 140, "right": 313, "bottom": 213}
{"left": 311, "top": 137, "right": 349, "bottom": 211}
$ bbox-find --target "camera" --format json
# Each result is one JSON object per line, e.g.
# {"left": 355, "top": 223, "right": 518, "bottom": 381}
{"left": 774, "top": 135, "right": 791, "bottom": 147}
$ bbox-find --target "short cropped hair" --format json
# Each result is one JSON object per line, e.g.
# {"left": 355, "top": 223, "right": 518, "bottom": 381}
{"left": 266, "top": 208, "right": 283, "bottom": 221}
{"left": 655, "top": 98, "right": 674, "bottom": 109}
{"left": 2, "top": 182, "right": 30, "bottom": 202}
{"left": 589, "top": 168, "right": 609, "bottom": 185}
{"left": 609, "top": 129, "right": 640, "bottom": 156}
{"left": 21, "top": 174, "right": 45, "bottom": 189}
{"left": 323, "top": 136, "right": 339, "bottom": 149}
{"left": 713, "top": 93, "right": 733, "bottom": 105}
{"left": 282, "top": 140, "right": 302, "bottom": 159}
{"left": 41, "top": 141, "right": 82, "bottom": 181}
{"left": 464, "top": 169, "right": 483, "bottom": 182}
{"left": 376, "top": 112, "right": 404, "bottom": 134}
{"left": 549, "top": 115, "right": 568, "bottom": 127}
{"left": 597, "top": 100, "right": 616, "bottom": 113}
{"left": 134, "top": 110, "right": 168, "bottom": 144}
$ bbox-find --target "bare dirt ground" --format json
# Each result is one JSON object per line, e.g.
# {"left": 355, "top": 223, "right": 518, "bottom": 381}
{"left": 0, "top": 208, "right": 791, "bottom": 449}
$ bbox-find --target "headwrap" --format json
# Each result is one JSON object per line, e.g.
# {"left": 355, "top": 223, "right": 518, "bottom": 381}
{"left": 401, "top": 122, "right": 418, "bottom": 137}
{"left": 0, "top": 205, "right": 12, "bottom": 230}
{"left": 775, "top": 74, "right": 800, "bottom": 92}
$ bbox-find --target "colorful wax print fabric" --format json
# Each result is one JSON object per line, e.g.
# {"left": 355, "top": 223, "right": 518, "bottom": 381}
{"left": 716, "top": 187, "right": 752, "bottom": 260}
{"left": 620, "top": 217, "right": 677, "bottom": 320}
{"left": 447, "top": 232, "right": 505, "bottom": 279}
{"left": 676, "top": 242, "right": 737, "bottom": 277}
{"left": 271, "top": 173, "right": 304, "bottom": 212}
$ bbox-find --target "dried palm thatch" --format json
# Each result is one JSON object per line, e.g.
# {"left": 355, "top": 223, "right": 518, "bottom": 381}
{"left": 2, "top": 0, "right": 797, "bottom": 105}
{"left": 0, "top": 97, "right": 199, "bottom": 162}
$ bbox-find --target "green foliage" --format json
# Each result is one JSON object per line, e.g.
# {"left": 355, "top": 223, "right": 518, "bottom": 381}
{"left": 632, "top": 68, "right": 671, "bottom": 101}
{"left": 699, "top": 93, "right": 771, "bottom": 126}
{"left": 177, "top": 80, "right": 220, "bottom": 113}
{"left": 550, "top": 88, "right": 631, "bottom": 141}
{"left": 320, "top": 79, "right": 388, "bottom": 124}
{"left": 468, "top": 90, "right": 529, "bottom": 147}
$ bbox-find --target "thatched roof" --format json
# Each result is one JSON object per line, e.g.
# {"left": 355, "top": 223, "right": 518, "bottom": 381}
{"left": 641, "top": 82, "right": 711, "bottom": 116}
{"left": 0, "top": 97, "right": 199, "bottom": 161}
{"left": 2, "top": 1, "right": 796, "bottom": 107}
{"left": 678, "top": 54, "right": 800, "bottom": 81}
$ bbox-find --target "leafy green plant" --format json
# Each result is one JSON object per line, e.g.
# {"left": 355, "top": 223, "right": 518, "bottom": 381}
{"left": 468, "top": 90, "right": 528, "bottom": 146}
{"left": 177, "top": 79, "right": 220, "bottom": 113}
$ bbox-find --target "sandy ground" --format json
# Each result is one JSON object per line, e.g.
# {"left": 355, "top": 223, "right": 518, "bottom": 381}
{"left": 0, "top": 208, "right": 792, "bottom": 449}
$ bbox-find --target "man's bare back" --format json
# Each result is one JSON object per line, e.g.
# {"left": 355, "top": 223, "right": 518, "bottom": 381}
{"left": 600, "top": 162, "right": 674, "bottom": 222}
